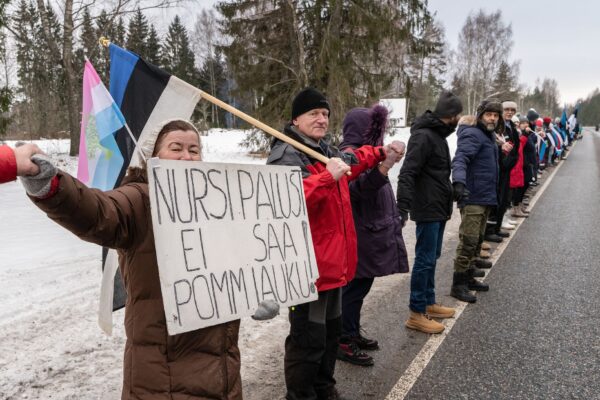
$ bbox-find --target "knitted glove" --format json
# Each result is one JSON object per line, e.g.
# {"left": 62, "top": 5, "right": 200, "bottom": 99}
{"left": 19, "top": 154, "right": 57, "bottom": 197}
{"left": 251, "top": 299, "right": 280, "bottom": 321}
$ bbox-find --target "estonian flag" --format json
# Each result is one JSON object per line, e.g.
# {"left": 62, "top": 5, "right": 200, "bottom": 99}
{"left": 100, "top": 43, "right": 201, "bottom": 320}
{"left": 108, "top": 43, "right": 201, "bottom": 185}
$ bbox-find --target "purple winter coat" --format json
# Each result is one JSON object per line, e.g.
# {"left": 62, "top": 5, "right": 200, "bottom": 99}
{"left": 341, "top": 107, "right": 409, "bottom": 279}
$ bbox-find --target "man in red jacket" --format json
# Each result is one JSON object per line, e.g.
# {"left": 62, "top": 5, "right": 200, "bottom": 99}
{"left": 267, "top": 88, "right": 403, "bottom": 400}
{"left": 0, "top": 144, "right": 43, "bottom": 184}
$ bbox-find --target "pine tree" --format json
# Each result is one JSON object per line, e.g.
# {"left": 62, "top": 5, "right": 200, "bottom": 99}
{"left": 114, "top": 17, "right": 127, "bottom": 48}
{"left": 162, "top": 15, "right": 197, "bottom": 84}
{"left": 199, "top": 51, "right": 227, "bottom": 127}
{"left": 492, "top": 60, "right": 519, "bottom": 100}
{"left": 12, "top": 0, "right": 68, "bottom": 137}
{"left": 0, "top": 30, "right": 12, "bottom": 137}
{"left": 219, "top": 0, "right": 433, "bottom": 143}
{"left": 95, "top": 10, "right": 113, "bottom": 82}
{"left": 146, "top": 24, "right": 161, "bottom": 66}
{"left": 80, "top": 8, "right": 98, "bottom": 62}
{"left": 126, "top": 8, "right": 149, "bottom": 57}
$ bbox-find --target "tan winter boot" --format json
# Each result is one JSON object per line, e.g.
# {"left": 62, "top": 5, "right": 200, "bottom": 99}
{"left": 480, "top": 249, "right": 491, "bottom": 259}
{"left": 405, "top": 311, "right": 445, "bottom": 334}
{"left": 511, "top": 207, "right": 528, "bottom": 218}
{"left": 521, "top": 204, "right": 530, "bottom": 214}
{"left": 426, "top": 304, "right": 456, "bottom": 319}
{"left": 481, "top": 242, "right": 491, "bottom": 250}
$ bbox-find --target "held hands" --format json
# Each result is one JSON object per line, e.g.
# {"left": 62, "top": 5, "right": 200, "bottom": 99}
{"left": 501, "top": 141, "right": 513, "bottom": 154}
{"left": 14, "top": 143, "right": 44, "bottom": 176}
{"left": 381, "top": 141, "right": 406, "bottom": 169}
{"left": 452, "top": 182, "right": 470, "bottom": 203}
{"left": 326, "top": 157, "right": 351, "bottom": 181}
{"left": 19, "top": 154, "right": 57, "bottom": 197}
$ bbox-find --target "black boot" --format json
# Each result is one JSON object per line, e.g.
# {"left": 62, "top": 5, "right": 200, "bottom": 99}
{"left": 474, "top": 258, "right": 493, "bottom": 269}
{"left": 496, "top": 230, "right": 510, "bottom": 238}
{"left": 451, "top": 272, "right": 477, "bottom": 303}
{"left": 484, "top": 233, "right": 503, "bottom": 243}
{"left": 466, "top": 269, "right": 489, "bottom": 292}
{"left": 469, "top": 267, "right": 485, "bottom": 278}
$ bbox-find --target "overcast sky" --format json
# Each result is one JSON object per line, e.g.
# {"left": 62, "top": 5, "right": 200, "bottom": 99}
{"left": 195, "top": 0, "right": 597, "bottom": 104}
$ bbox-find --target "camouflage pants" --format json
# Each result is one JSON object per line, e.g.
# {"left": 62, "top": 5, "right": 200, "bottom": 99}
{"left": 454, "top": 205, "right": 491, "bottom": 273}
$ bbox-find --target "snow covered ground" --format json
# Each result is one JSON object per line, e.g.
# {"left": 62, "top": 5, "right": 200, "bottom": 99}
{"left": 0, "top": 128, "right": 457, "bottom": 399}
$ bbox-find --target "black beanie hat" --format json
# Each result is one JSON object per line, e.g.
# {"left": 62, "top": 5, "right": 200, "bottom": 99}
{"left": 526, "top": 108, "right": 540, "bottom": 122}
{"left": 291, "top": 88, "right": 330, "bottom": 120}
{"left": 433, "top": 92, "right": 463, "bottom": 118}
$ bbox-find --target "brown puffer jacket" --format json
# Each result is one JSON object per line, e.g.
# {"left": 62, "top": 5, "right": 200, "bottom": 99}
{"left": 31, "top": 171, "right": 242, "bottom": 400}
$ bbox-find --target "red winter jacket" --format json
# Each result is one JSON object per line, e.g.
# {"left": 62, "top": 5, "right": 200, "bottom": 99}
{"left": 509, "top": 135, "right": 527, "bottom": 189}
{"left": 267, "top": 126, "right": 385, "bottom": 291}
{"left": 0, "top": 145, "right": 17, "bottom": 184}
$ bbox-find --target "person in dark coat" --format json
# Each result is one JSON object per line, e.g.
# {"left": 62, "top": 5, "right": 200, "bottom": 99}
{"left": 397, "top": 92, "right": 462, "bottom": 334}
{"left": 484, "top": 101, "right": 519, "bottom": 242}
{"left": 267, "top": 88, "right": 404, "bottom": 400}
{"left": 450, "top": 99, "right": 502, "bottom": 303}
{"left": 336, "top": 105, "right": 409, "bottom": 366}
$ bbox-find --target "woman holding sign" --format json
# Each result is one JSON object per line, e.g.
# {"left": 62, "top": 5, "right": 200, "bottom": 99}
{"left": 18, "top": 119, "right": 242, "bottom": 400}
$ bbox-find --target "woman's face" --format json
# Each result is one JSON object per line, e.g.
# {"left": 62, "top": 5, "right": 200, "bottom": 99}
{"left": 155, "top": 130, "right": 202, "bottom": 161}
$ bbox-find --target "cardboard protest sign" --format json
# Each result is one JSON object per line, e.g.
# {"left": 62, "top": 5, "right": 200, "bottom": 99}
{"left": 147, "top": 158, "right": 319, "bottom": 335}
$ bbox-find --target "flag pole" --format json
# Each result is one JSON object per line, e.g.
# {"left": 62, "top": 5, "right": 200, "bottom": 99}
{"left": 99, "top": 37, "right": 332, "bottom": 166}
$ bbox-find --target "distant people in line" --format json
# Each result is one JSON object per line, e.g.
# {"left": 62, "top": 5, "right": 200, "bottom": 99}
{"left": 396, "top": 91, "right": 463, "bottom": 334}
{"left": 337, "top": 104, "right": 408, "bottom": 365}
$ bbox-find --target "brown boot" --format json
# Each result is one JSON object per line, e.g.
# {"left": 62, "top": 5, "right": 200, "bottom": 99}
{"left": 426, "top": 304, "right": 456, "bottom": 319}
{"left": 481, "top": 242, "right": 491, "bottom": 250}
{"left": 480, "top": 249, "right": 491, "bottom": 259}
{"left": 521, "top": 204, "right": 530, "bottom": 214}
{"left": 405, "top": 311, "right": 445, "bottom": 334}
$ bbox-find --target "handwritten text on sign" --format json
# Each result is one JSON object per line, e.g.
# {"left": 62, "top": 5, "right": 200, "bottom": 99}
{"left": 147, "top": 159, "right": 319, "bottom": 335}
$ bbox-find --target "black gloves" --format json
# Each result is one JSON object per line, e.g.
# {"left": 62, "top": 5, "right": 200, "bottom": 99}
{"left": 452, "top": 182, "right": 470, "bottom": 203}
{"left": 398, "top": 209, "right": 409, "bottom": 228}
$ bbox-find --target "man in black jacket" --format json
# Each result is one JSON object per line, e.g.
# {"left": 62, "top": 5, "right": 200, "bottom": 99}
{"left": 397, "top": 92, "right": 462, "bottom": 334}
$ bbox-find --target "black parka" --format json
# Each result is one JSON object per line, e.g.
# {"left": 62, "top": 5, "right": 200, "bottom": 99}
{"left": 396, "top": 111, "right": 455, "bottom": 222}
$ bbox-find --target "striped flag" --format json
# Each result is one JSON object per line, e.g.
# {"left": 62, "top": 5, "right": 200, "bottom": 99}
{"left": 109, "top": 43, "right": 201, "bottom": 184}
{"left": 77, "top": 61, "right": 126, "bottom": 191}
{"left": 99, "top": 44, "right": 202, "bottom": 323}
{"left": 538, "top": 136, "right": 547, "bottom": 163}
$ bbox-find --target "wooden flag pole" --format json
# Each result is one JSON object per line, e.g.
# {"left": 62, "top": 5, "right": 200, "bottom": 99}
{"left": 99, "top": 37, "right": 331, "bottom": 166}
{"left": 196, "top": 89, "right": 331, "bottom": 164}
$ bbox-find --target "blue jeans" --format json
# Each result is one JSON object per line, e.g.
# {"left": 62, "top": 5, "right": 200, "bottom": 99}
{"left": 409, "top": 221, "right": 446, "bottom": 313}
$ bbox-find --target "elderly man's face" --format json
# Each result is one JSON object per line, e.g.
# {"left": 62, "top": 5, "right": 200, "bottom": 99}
{"left": 293, "top": 108, "right": 329, "bottom": 141}
{"left": 481, "top": 111, "right": 499, "bottom": 132}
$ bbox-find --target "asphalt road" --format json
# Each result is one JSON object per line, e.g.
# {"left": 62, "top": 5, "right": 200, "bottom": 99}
{"left": 405, "top": 131, "right": 600, "bottom": 400}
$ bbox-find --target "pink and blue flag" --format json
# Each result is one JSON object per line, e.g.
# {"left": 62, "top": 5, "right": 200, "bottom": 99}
{"left": 77, "top": 60, "right": 126, "bottom": 191}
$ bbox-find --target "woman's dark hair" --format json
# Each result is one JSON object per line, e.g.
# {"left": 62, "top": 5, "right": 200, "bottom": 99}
{"left": 152, "top": 120, "right": 199, "bottom": 157}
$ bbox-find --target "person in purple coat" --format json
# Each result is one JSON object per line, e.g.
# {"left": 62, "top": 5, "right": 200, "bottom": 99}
{"left": 337, "top": 105, "right": 409, "bottom": 366}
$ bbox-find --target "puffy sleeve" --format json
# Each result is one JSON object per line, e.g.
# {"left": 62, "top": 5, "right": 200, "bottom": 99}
{"left": 29, "top": 171, "right": 149, "bottom": 250}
